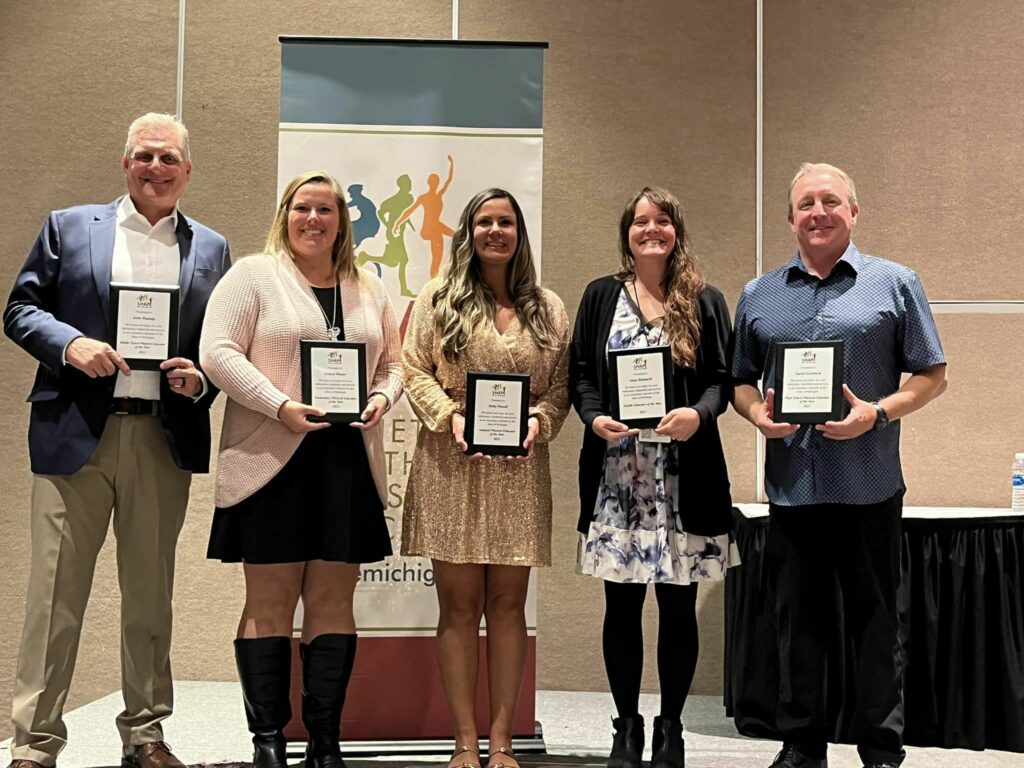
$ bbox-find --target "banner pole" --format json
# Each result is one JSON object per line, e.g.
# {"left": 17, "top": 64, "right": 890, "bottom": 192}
{"left": 176, "top": 0, "right": 186, "bottom": 119}
{"left": 755, "top": 0, "right": 765, "bottom": 502}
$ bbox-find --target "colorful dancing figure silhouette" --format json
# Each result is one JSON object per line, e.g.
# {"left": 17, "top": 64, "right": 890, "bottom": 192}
{"left": 347, "top": 183, "right": 380, "bottom": 247}
{"left": 358, "top": 175, "right": 417, "bottom": 297}
{"left": 394, "top": 154, "right": 455, "bottom": 278}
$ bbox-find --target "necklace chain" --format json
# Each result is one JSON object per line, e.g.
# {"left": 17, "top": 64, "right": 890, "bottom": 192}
{"left": 629, "top": 280, "right": 664, "bottom": 342}
{"left": 314, "top": 283, "right": 340, "bottom": 341}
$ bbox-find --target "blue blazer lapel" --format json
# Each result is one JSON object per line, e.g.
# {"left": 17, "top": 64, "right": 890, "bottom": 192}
{"left": 89, "top": 210, "right": 117, "bottom": 323}
{"left": 176, "top": 215, "right": 196, "bottom": 304}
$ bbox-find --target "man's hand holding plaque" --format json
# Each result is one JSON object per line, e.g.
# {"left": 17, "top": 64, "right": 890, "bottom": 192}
{"left": 772, "top": 339, "right": 844, "bottom": 424}
{"left": 109, "top": 283, "right": 180, "bottom": 371}
{"left": 813, "top": 383, "right": 880, "bottom": 441}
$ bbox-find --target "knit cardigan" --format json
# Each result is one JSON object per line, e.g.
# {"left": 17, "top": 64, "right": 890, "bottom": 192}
{"left": 199, "top": 253, "right": 403, "bottom": 507}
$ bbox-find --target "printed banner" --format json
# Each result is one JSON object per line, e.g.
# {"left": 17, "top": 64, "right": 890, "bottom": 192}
{"left": 278, "top": 37, "right": 546, "bottom": 742}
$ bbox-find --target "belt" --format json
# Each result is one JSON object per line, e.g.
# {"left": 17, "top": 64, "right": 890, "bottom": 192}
{"left": 110, "top": 397, "right": 161, "bottom": 416}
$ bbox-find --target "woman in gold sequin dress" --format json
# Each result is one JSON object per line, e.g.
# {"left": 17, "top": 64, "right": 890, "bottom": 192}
{"left": 401, "top": 189, "right": 570, "bottom": 768}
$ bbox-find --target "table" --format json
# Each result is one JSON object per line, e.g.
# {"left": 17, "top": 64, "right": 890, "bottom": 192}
{"left": 723, "top": 504, "right": 1024, "bottom": 752}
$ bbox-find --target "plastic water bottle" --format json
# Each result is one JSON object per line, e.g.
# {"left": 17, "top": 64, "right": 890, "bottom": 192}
{"left": 1013, "top": 453, "right": 1024, "bottom": 513}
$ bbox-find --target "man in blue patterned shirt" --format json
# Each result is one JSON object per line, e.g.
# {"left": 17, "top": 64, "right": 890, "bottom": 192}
{"left": 731, "top": 163, "right": 947, "bottom": 768}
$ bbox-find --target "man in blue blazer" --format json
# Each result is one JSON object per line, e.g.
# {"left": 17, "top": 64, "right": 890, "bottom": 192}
{"left": 3, "top": 113, "right": 230, "bottom": 768}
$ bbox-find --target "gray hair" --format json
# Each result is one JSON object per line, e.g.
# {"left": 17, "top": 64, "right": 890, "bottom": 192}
{"left": 787, "top": 162, "right": 857, "bottom": 216}
{"left": 124, "top": 113, "right": 190, "bottom": 161}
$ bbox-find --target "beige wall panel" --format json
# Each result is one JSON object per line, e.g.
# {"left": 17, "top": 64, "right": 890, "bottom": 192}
{"left": 0, "top": 2, "right": 179, "bottom": 248}
{"left": 721, "top": 411, "right": 759, "bottom": 504}
{"left": 181, "top": 1, "right": 453, "bottom": 258}
{"left": 459, "top": 0, "right": 757, "bottom": 694}
{"left": 0, "top": 1, "right": 180, "bottom": 741}
{"left": 167, "top": 400, "right": 246, "bottom": 683}
{"left": 762, "top": 0, "right": 1024, "bottom": 300}
{"left": 901, "top": 313, "right": 1024, "bottom": 509}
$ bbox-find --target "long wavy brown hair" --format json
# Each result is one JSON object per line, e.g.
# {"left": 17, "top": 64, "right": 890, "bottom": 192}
{"left": 616, "top": 186, "right": 704, "bottom": 367}
{"left": 433, "top": 188, "right": 558, "bottom": 361}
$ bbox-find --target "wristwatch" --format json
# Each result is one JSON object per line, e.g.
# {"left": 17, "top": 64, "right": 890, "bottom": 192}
{"left": 871, "top": 401, "right": 890, "bottom": 430}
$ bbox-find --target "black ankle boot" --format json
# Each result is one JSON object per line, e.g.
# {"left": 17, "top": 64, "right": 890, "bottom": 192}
{"left": 607, "top": 714, "right": 644, "bottom": 768}
{"left": 300, "top": 633, "right": 357, "bottom": 768}
{"left": 234, "top": 637, "right": 293, "bottom": 768}
{"left": 650, "top": 715, "right": 684, "bottom": 768}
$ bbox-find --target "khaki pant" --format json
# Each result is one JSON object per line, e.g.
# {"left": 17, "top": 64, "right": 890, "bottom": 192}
{"left": 10, "top": 415, "right": 191, "bottom": 766}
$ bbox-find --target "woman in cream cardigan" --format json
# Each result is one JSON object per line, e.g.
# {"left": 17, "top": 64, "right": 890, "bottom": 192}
{"left": 200, "top": 171, "right": 403, "bottom": 768}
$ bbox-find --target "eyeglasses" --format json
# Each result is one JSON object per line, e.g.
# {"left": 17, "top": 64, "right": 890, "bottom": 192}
{"left": 128, "top": 151, "right": 184, "bottom": 167}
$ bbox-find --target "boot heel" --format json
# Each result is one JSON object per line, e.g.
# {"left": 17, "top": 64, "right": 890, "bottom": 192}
{"left": 253, "top": 733, "right": 288, "bottom": 768}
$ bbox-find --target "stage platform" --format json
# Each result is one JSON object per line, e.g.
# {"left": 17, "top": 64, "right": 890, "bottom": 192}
{"left": 1, "top": 685, "right": 1017, "bottom": 767}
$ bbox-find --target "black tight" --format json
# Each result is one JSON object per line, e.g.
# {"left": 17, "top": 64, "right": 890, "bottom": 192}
{"left": 602, "top": 580, "right": 699, "bottom": 720}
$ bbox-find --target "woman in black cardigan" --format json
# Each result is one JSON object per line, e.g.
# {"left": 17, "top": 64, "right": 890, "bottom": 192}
{"left": 569, "top": 187, "right": 737, "bottom": 768}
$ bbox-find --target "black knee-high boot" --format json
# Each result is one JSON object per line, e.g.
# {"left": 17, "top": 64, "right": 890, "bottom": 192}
{"left": 300, "top": 633, "right": 357, "bottom": 768}
{"left": 235, "top": 637, "right": 293, "bottom": 768}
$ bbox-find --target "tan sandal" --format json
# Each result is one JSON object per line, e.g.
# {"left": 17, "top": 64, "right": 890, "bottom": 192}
{"left": 487, "top": 746, "right": 520, "bottom": 768}
{"left": 449, "top": 745, "right": 482, "bottom": 768}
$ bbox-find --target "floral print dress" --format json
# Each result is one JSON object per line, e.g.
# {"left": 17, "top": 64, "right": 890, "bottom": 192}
{"left": 577, "top": 288, "right": 739, "bottom": 584}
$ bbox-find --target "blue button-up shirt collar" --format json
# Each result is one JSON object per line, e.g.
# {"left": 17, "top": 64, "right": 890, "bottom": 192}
{"left": 784, "top": 242, "right": 861, "bottom": 283}
{"left": 731, "top": 243, "right": 946, "bottom": 507}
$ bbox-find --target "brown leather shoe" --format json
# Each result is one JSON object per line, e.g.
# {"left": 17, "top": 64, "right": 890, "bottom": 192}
{"left": 10, "top": 760, "right": 51, "bottom": 768}
{"left": 121, "top": 742, "right": 186, "bottom": 768}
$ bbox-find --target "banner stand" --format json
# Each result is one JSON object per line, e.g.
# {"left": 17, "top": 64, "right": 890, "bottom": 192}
{"left": 277, "top": 36, "right": 549, "bottom": 753}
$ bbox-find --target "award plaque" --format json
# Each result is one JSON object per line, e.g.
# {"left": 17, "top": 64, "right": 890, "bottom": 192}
{"left": 464, "top": 371, "right": 530, "bottom": 456}
{"left": 109, "top": 283, "right": 179, "bottom": 370}
{"left": 773, "top": 339, "right": 844, "bottom": 424}
{"left": 300, "top": 340, "right": 367, "bottom": 424}
{"left": 609, "top": 345, "right": 675, "bottom": 428}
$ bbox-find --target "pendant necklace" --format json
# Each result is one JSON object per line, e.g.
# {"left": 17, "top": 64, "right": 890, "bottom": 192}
{"left": 315, "top": 282, "right": 341, "bottom": 340}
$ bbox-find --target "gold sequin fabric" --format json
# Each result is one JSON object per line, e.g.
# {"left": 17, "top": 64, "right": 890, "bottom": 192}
{"left": 400, "top": 278, "right": 570, "bottom": 566}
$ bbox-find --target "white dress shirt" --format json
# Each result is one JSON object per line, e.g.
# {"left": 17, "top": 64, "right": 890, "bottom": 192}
{"left": 110, "top": 196, "right": 182, "bottom": 399}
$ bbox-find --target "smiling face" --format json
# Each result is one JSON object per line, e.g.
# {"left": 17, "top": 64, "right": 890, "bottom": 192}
{"left": 788, "top": 171, "right": 859, "bottom": 260}
{"left": 472, "top": 197, "right": 518, "bottom": 272}
{"left": 122, "top": 126, "right": 191, "bottom": 223}
{"left": 628, "top": 197, "right": 676, "bottom": 263}
{"left": 286, "top": 182, "right": 341, "bottom": 264}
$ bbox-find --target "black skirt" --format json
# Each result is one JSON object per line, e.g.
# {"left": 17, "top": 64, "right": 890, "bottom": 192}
{"left": 207, "top": 424, "right": 392, "bottom": 564}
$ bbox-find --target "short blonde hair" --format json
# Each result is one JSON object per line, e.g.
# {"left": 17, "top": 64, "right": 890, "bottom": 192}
{"left": 124, "top": 113, "right": 190, "bottom": 161}
{"left": 265, "top": 171, "right": 358, "bottom": 283}
{"left": 787, "top": 162, "right": 857, "bottom": 216}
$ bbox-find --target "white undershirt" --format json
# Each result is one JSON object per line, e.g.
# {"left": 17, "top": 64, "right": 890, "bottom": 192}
{"left": 110, "top": 196, "right": 181, "bottom": 399}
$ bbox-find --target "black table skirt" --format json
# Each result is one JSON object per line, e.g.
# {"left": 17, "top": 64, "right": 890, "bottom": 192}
{"left": 724, "top": 507, "right": 1024, "bottom": 752}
